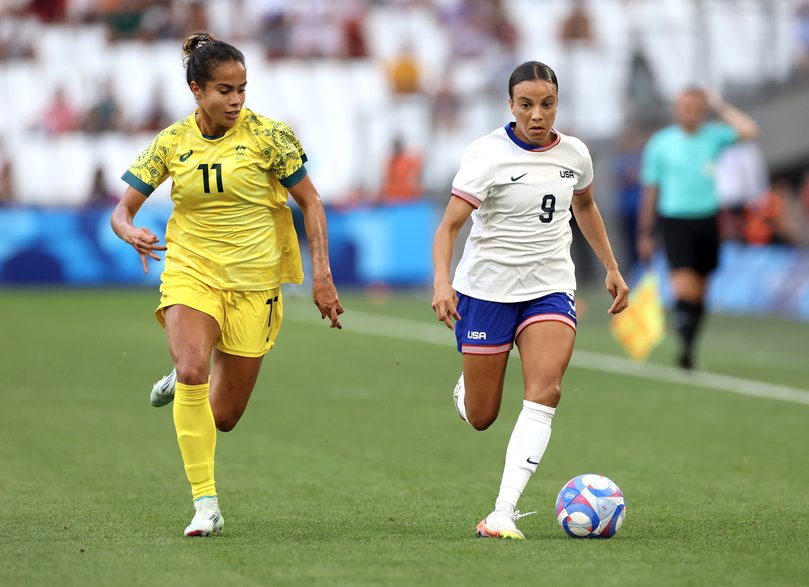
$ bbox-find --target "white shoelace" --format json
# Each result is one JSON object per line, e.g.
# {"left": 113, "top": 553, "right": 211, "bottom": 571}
{"left": 512, "top": 510, "right": 537, "bottom": 520}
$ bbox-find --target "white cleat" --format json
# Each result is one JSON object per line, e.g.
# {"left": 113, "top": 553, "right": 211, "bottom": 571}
{"left": 184, "top": 496, "right": 224, "bottom": 537}
{"left": 150, "top": 368, "right": 176, "bottom": 407}
{"left": 452, "top": 373, "right": 468, "bottom": 422}
{"left": 475, "top": 510, "right": 535, "bottom": 540}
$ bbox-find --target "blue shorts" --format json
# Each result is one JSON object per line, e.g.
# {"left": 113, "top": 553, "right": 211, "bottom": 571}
{"left": 455, "top": 292, "right": 577, "bottom": 355}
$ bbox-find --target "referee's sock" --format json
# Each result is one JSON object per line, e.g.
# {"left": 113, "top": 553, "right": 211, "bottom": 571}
{"left": 674, "top": 300, "right": 704, "bottom": 369}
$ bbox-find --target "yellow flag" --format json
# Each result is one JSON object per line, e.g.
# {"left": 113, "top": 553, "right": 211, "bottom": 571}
{"left": 609, "top": 272, "right": 666, "bottom": 361}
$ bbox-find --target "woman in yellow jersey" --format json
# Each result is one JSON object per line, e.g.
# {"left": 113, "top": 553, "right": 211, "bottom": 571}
{"left": 110, "top": 32, "right": 344, "bottom": 537}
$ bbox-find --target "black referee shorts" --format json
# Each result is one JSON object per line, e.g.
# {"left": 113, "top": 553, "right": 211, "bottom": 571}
{"left": 658, "top": 215, "right": 720, "bottom": 275}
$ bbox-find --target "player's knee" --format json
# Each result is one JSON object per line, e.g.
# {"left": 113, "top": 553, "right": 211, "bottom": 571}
{"left": 213, "top": 406, "right": 245, "bottom": 432}
{"left": 214, "top": 414, "right": 239, "bottom": 432}
{"left": 526, "top": 383, "right": 561, "bottom": 408}
{"left": 174, "top": 360, "right": 209, "bottom": 386}
{"left": 466, "top": 406, "right": 497, "bottom": 430}
{"left": 215, "top": 420, "right": 236, "bottom": 433}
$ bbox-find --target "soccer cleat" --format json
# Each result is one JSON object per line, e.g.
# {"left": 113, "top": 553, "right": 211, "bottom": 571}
{"left": 475, "top": 510, "right": 535, "bottom": 540}
{"left": 452, "top": 373, "right": 468, "bottom": 422}
{"left": 184, "top": 496, "right": 224, "bottom": 537}
{"left": 150, "top": 368, "right": 176, "bottom": 407}
{"left": 678, "top": 352, "right": 695, "bottom": 371}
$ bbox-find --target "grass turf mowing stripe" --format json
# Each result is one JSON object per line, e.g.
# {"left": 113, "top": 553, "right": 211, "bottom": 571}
{"left": 286, "top": 307, "right": 809, "bottom": 407}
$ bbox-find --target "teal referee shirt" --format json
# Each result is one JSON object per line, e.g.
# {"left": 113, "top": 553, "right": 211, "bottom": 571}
{"left": 640, "top": 122, "right": 738, "bottom": 218}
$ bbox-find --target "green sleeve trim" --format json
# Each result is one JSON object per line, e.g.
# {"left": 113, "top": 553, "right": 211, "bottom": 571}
{"left": 280, "top": 165, "right": 307, "bottom": 189}
{"left": 121, "top": 170, "right": 155, "bottom": 196}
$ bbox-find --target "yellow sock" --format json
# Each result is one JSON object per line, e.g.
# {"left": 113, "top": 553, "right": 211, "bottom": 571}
{"left": 173, "top": 381, "right": 217, "bottom": 500}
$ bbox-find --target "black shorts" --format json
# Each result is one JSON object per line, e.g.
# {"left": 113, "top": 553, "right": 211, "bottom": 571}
{"left": 658, "top": 215, "right": 719, "bottom": 274}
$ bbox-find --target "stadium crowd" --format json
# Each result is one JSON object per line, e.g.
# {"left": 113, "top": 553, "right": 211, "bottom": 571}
{"left": 1, "top": 0, "right": 809, "bottom": 253}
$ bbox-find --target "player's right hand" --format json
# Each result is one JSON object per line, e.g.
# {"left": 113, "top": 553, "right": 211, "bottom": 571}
{"left": 124, "top": 226, "right": 167, "bottom": 273}
{"left": 312, "top": 275, "right": 344, "bottom": 329}
{"left": 432, "top": 282, "right": 461, "bottom": 330}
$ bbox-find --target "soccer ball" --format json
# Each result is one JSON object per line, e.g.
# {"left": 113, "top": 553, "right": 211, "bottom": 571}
{"left": 555, "top": 474, "right": 626, "bottom": 538}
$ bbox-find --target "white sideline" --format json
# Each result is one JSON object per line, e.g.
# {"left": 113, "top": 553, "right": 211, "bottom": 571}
{"left": 287, "top": 308, "right": 809, "bottom": 407}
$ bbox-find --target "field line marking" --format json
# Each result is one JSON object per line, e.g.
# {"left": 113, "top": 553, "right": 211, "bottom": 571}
{"left": 287, "top": 307, "right": 809, "bottom": 406}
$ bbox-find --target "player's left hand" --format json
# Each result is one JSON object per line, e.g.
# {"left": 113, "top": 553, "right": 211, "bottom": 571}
{"left": 605, "top": 268, "right": 629, "bottom": 315}
{"left": 432, "top": 281, "right": 461, "bottom": 330}
{"left": 313, "top": 275, "right": 344, "bottom": 329}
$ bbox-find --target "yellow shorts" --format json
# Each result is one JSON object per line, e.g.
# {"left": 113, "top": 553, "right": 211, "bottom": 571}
{"left": 155, "top": 272, "right": 283, "bottom": 358}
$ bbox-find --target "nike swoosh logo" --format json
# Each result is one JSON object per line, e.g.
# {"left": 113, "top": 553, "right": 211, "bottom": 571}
{"left": 511, "top": 173, "right": 527, "bottom": 181}
{"left": 179, "top": 150, "right": 193, "bottom": 162}
{"left": 526, "top": 458, "right": 540, "bottom": 465}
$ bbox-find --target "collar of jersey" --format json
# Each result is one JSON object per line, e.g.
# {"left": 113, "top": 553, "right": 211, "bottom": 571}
{"left": 192, "top": 108, "right": 247, "bottom": 140}
{"left": 505, "top": 123, "right": 561, "bottom": 152}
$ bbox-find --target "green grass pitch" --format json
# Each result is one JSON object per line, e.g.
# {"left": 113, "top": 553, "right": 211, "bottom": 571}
{"left": 2, "top": 288, "right": 808, "bottom": 586}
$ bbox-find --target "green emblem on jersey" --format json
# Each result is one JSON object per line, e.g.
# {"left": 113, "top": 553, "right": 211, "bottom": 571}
{"left": 263, "top": 148, "right": 271, "bottom": 158}
{"left": 179, "top": 150, "right": 193, "bottom": 162}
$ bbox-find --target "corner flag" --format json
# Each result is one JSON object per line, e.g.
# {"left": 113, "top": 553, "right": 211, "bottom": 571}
{"left": 609, "top": 272, "right": 666, "bottom": 361}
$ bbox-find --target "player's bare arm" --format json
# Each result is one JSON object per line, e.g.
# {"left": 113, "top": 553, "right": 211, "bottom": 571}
{"left": 571, "top": 186, "right": 629, "bottom": 314}
{"left": 432, "top": 197, "right": 473, "bottom": 329}
{"left": 110, "top": 186, "right": 168, "bottom": 273}
{"left": 288, "top": 175, "right": 344, "bottom": 329}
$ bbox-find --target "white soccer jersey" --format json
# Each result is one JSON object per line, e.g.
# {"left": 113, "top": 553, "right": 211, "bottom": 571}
{"left": 451, "top": 124, "right": 594, "bottom": 303}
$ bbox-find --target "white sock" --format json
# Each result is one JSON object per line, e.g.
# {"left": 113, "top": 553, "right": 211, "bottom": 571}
{"left": 494, "top": 400, "right": 555, "bottom": 514}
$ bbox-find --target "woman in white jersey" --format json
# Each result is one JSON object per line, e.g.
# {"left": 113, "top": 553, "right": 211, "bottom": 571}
{"left": 432, "top": 61, "right": 629, "bottom": 540}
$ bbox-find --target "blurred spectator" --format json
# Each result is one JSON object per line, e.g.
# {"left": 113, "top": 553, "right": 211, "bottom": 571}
{"left": 431, "top": 77, "right": 461, "bottom": 131}
{"left": 557, "top": 0, "right": 597, "bottom": 132}
{"left": 795, "top": 1, "right": 809, "bottom": 77}
{"left": 387, "top": 43, "right": 421, "bottom": 94}
{"left": 743, "top": 178, "right": 798, "bottom": 246}
{"left": 65, "top": 0, "right": 101, "bottom": 24}
{"left": 0, "top": 140, "right": 13, "bottom": 206}
{"left": 611, "top": 127, "right": 645, "bottom": 269}
{"left": 487, "top": 0, "right": 518, "bottom": 51}
{"left": 390, "top": 0, "right": 431, "bottom": 6}
{"left": 340, "top": 0, "right": 369, "bottom": 59}
{"left": 439, "top": 0, "right": 488, "bottom": 58}
{"left": 288, "top": 0, "right": 342, "bottom": 59}
{"left": 83, "top": 79, "right": 126, "bottom": 134}
{"left": 256, "top": 2, "right": 291, "bottom": 59}
{"left": 86, "top": 166, "right": 118, "bottom": 207}
{"left": 38, "top": 87, "right": 80, "bottom": 135}
{"left": 103, "top": 0, "right": 144, "bottom": 42}
{"left": 178, "top": 1, "right": 209, "bottom": 36}
{"left": 136, "top": 85, "right": 173, "bottom": 132}
{"left": 380, "top": 137, "right": 423, "bottom": 203}
{"left": 558, "top": 0, "right": 596, "bottom": 47}
{"left": 25, "top": 0, "right": 67, "bottom": 22}
{"left": 716, "top": 141, "right": 768, "bottom": 241}
{"left": 139, "top": 0, "right": 183, "bottom": 41}
{"left": 796, "top": 171, "right": 809, "bottom": 245}
{"left": 0, "top": 8, "right": 37, "bottom": 61}
{"left": 625, "top": 47, "right": 665, "bottom": 128}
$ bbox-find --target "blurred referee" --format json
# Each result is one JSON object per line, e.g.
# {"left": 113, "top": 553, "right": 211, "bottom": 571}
{"left": 637, "top": 88, "right": 758, "bottom": 369}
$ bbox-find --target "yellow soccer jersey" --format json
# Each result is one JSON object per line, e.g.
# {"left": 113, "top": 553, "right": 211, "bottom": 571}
{"left": 122, "top": 108, "right": 305, "bottom": 290}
